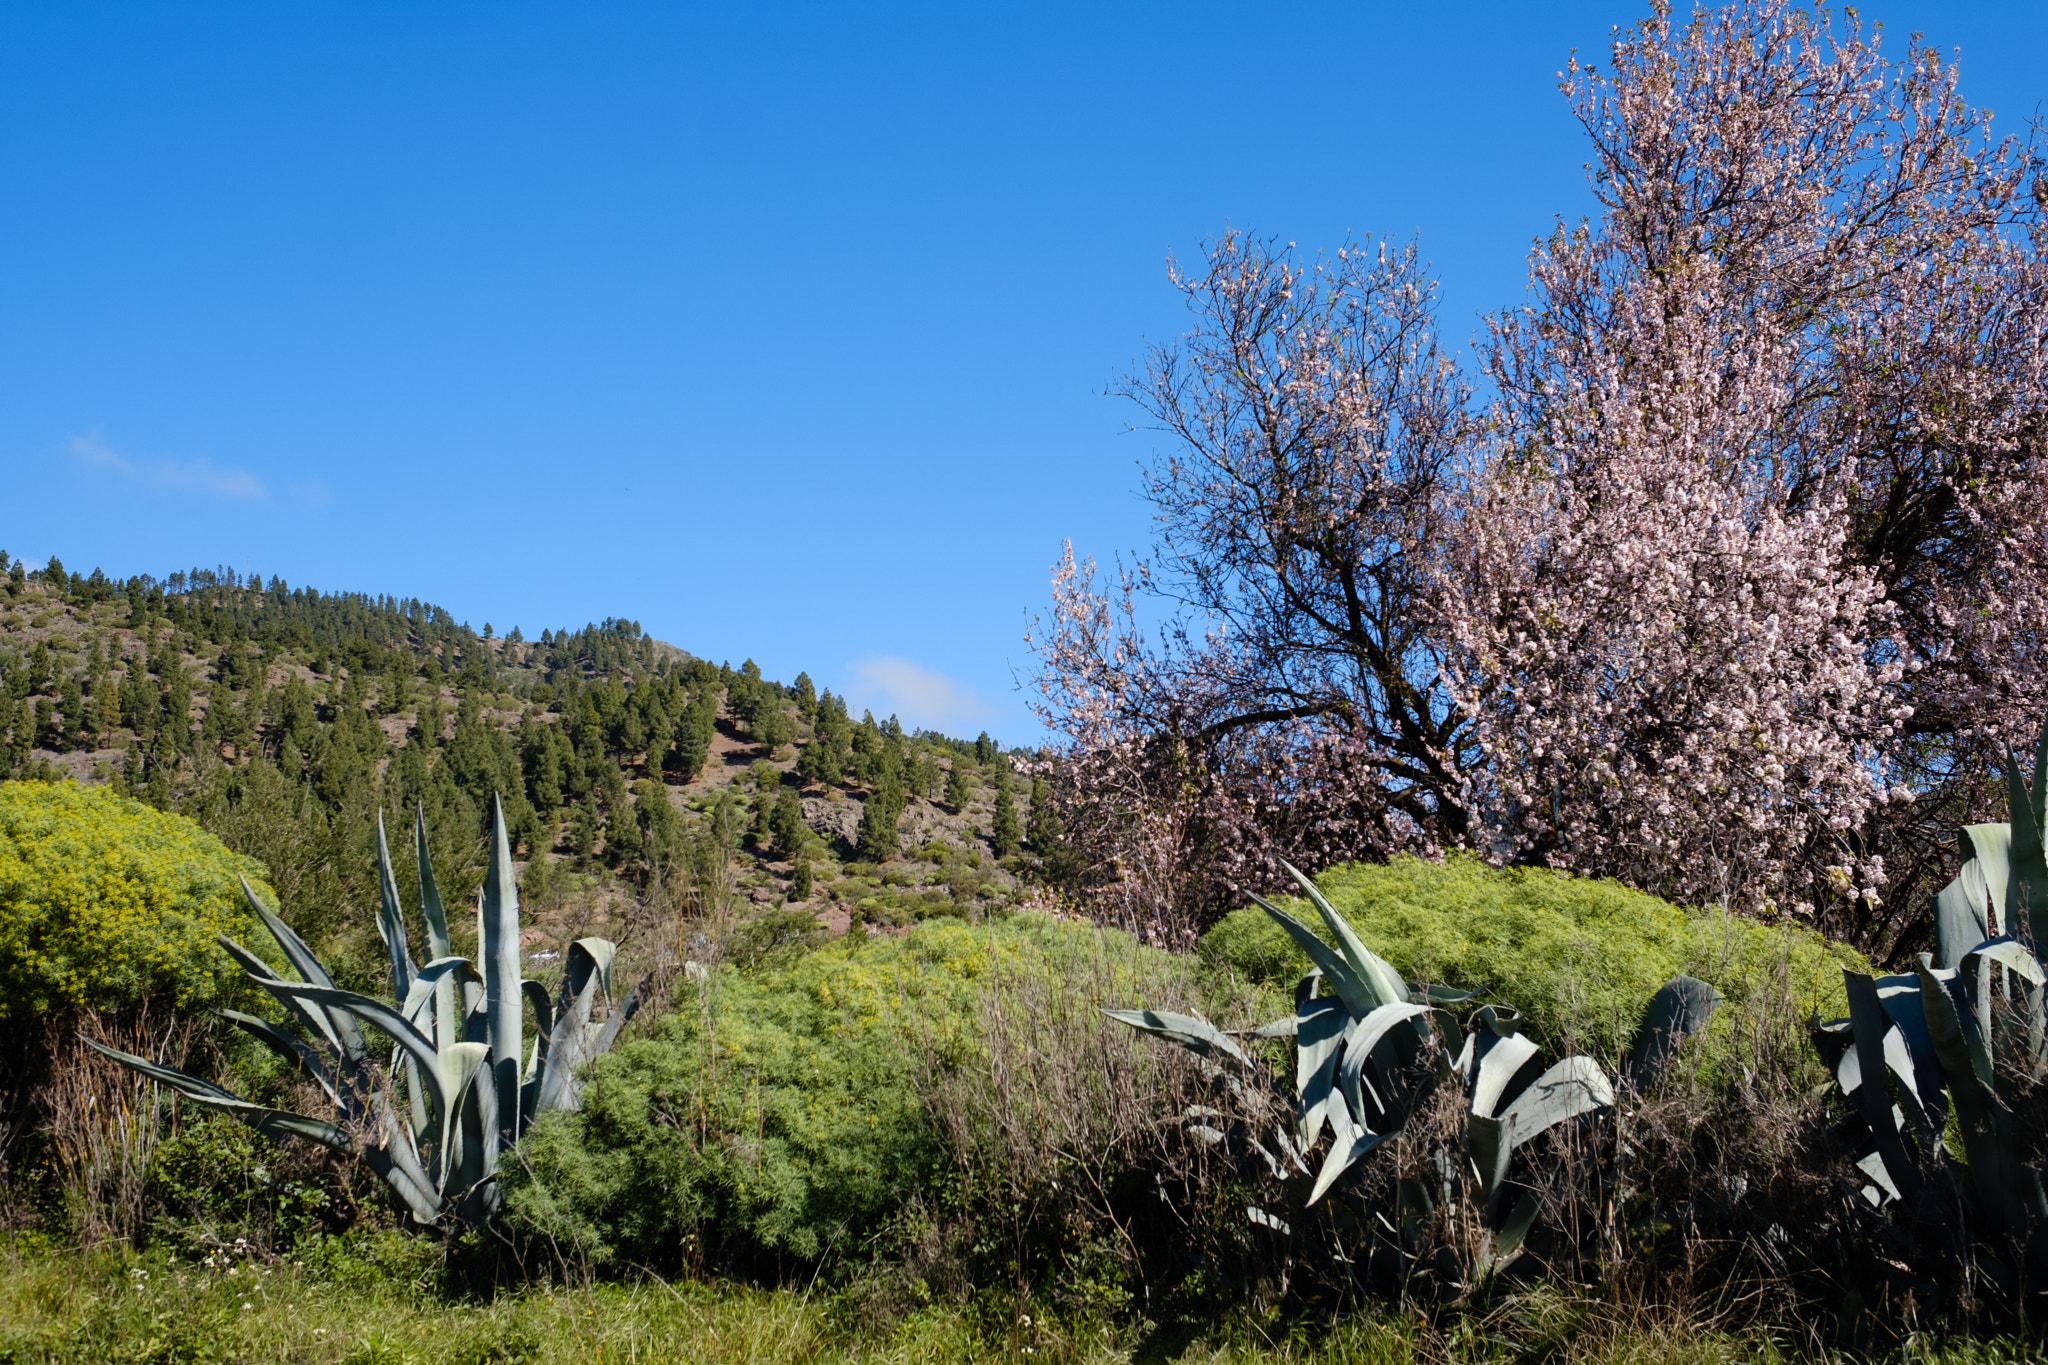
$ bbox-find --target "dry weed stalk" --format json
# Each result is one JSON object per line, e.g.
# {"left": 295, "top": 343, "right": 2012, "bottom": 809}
{"left": 42, "top": 1008, "right": 202, "bottom": 1248}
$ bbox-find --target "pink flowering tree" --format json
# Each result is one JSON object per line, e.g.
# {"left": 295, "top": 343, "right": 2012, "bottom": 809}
{"left": 1032, "top": 0, "right": 2047, "bottom": 953}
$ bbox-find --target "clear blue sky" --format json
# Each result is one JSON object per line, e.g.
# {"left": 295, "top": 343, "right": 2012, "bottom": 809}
{"left": 1, "top": 2, "right": 2040, "bottom": 742}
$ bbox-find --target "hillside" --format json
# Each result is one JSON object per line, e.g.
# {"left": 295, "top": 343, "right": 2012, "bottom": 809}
{"left": 0, "top": 552, "right": 1038, "bottom": 978}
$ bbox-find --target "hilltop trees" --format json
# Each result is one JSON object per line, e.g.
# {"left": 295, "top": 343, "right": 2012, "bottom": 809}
{"left": 1033, "top": 0, "right": 2048, "bottom": 950}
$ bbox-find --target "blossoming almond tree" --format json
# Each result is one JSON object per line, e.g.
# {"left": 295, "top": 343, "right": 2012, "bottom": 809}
{"left": 1033, "top": 0, "right": 2047, "bottom": 952}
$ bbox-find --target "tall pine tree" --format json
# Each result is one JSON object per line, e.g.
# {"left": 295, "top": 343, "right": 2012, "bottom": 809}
{"left": 989, "top": 761, "right": 1020, "bottom": 858}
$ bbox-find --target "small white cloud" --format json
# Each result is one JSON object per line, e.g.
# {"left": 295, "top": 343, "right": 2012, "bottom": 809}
{"left": 71, "top": 435, "right": 267, "bottom": 501}
{"left": 845, "top": 655, "right": 995, "bottom": 735}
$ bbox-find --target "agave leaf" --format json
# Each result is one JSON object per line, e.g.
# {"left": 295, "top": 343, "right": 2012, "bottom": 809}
{"left": 1296, "top": 996, "right": 1349, "bottom": 1149}
{"left": 1966, "top": 824, "right": 2013, "bottom": 937}
{"left": 264, "top": 980, "right": 457, "bottom": 1139}
{"left": 447, "top": 1049, "right": 500, "bottom": 1220}
{"left": 1278, "top": 860, "right": 1410, "bottom": 1012}
{"left": 239, "top": 876, "right": 368, "bottom": 1066}
{"left": 1467, "top": 1056, "right": 1611, "bottom": 1216}
{"left": 1966, "top": 936, "right": 2045, "bottom": 987}
{"left": 2003, "top": 749, "right": 2047, "bottom": 945}
{"left": 1499, "top": 1055, "right": 1613, "bottom": 1141}
{"left": 1467, "top": 1111, "right": 1510, "bottom": 1205}
{"left": 1252, "top": 1014, "right": 1299, "bottom": 1039}
{"left": 413, "top": 802, "right": 453, "bottom": 959}
{"left": 1916, "top": 962, "right": 2039, "bottom": 1233}
{"left": 216, "top": 935, "right": 350, "bottom": 1061}
{"left": 1467, "top": 1032, "right": 1541, "bottom": 1119}
{"left": 480, "top": 794, "right": 525, "bottom": 1144}
{"left": 373, "top": 810, "right": 417, "bottom": 1009}
{"left": 1471, "top": 1004, "right": 1524, "bottom": 1038}
{"left": 1873, "top": 975, "right": 1950, "bottom": 1131}
{"left": 1935, "top": 869, "right": 1993, "bottom": 971}
{"left": 361, "top": 1141, "right": 445, "bottom": 1224}
{"left": 414, "top": 804, "right": 466, "bottom": 1041}
{"left": 1250, "top": 893, "right": 1376, "bottom": 1020}
{"left": 1842, "top": 973, "right": 1927, "bottom": 1194}
{"left": 218, "top": 1009, "right": 349, "bottom": 1114}
{"left": 1336, "top": 1002, "right": 1433, "bottom": 1135}
{"left": 81, "top": 1038, "right": 352, "bottom": 1151}
{"left": 1100, "top": 1011, "right": 1255, "bottom": 1068}
{"left": 1414, "top": 983, "right": 1485, "bottom": 1004}
{"left": 1623, "top": 976, "right": 1722, "bottom": 1093}
{"left": 401, "top": 957, "right": 483, "bottom": 1040}
{"left": 1308, "top": 1125, "right": 1391, "bottom": 1205}
{"left": 1493, "top": 1190, "right": 1542, "bottom": 1265}
{"left": 522, "top": 979, "right": 554, "bottom": 1086}
{"left": 591, "top": 974, "right": 647, "bottom": 1056}
{"left": 1964, "top": 937, "right": 2047, "bottom": 1082}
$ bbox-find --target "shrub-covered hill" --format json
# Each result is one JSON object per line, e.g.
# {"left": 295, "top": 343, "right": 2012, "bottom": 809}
{"left": 0, "top": 552, "right": 1036, "bottom": 976}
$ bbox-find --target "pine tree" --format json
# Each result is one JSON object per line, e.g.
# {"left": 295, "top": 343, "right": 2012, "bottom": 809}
{"left": 945, "top": 758, "right": 971, "bottom": 811}
{"left": 797, "top": 733, "right": 843, "bottom": 786}
{"left": 791, "top": 860, "right": 814, "bottom": 901}
{"left": 770, "top": 786, "right": 806, "bottom": 861}
{"left": 990, "top": 762, "right": 1020, "bottom": 858}
{"left": 756, "top": 704, "right": 794, "bottom": 757}
{"left": 974, "top": 731, "right": 995, "bottom": 766}
{"left": 856, "top": 777, "right": 905, "bottom": 863}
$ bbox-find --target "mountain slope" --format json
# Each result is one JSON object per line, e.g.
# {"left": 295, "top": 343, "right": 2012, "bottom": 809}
{"left": 0, "top": 553, "right": 1036, "bottom": 979}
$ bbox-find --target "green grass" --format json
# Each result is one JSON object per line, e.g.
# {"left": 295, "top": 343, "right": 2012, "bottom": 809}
{"left": 5, "top": 1240, "right": 2047, "bottom": 1365}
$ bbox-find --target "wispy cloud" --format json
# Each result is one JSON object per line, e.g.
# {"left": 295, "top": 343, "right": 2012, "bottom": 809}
{"left": 845, "top": 655, "right": 996, "bottom": 734}
{"left": 72, "top": 435, "right": 267, "bottom": 501}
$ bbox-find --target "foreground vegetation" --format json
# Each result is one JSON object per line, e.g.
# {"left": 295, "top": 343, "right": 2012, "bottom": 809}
{"left": 11, "top": 1238, "right": 2048, "bottom": 1365}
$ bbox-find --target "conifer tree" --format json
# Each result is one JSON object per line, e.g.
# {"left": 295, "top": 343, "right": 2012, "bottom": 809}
{"left": 770, "top": 785, "right": 806, "bottom": 861}
{"left": 990, "top": 762, "right": 1020, "bottom": 858}
{"left": 945, "top": 758, "right": 971, "bottom": 811}
{"left": 856, "top": 776, "right": 905, "bottom": 863}
{"left": 791, "top": 860, "right": 814, "bottom": 901}
{"left": 974, "top": 731, "right": 995, "bottom": 766}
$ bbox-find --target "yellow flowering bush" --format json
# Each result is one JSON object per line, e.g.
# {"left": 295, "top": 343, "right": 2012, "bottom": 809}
{"left": 1200, "top": 852, "right": 1867, "bottom": 1058}
{"left": 0, "top": 781, "right": 274, "bottom": 1017}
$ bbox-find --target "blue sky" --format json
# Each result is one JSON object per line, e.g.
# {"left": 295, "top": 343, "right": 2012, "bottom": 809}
{"left": 1, "top": 2, "right": 2040, "bottom": 742}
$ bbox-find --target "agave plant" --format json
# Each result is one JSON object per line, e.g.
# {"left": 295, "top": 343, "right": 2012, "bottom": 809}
{"left": 1108, "top": 861, "right": 1718, "bottom": 1290}
{"left": 88, "top": 795, "right": 642, "bottom": 1227}
{"left": 1812, "top": 720, "right": 2048, "bottom": 1298}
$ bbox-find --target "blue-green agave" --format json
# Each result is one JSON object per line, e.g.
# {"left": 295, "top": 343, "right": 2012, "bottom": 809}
{"left": 1813, "top": 722, "right": 2048, "bottom": 1279}
{"left": 88, "top": 795, "right": 642, "bottom": 1227}
{"left": 1109, "top": 860, "right": 1717, "bottom": 1287}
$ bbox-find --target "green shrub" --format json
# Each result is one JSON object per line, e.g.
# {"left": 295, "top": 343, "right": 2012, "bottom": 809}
{"left": 1200, "top": 853, "right": 1865, "bottom": 1056}
{"left": 502, "top": 913, "right": 1204, "bottom": 1275}
{"left": 0, "top": 781, "right": 275, "bottom": 1017}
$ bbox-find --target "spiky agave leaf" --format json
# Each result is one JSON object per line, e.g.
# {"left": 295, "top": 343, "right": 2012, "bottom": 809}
{"left": 480, "top": 794, "right": 524, "bottom": 1145}
{"left": 1277, "top": 859, "right": 1410, "bottom": 1013}
{"left": 1622, "top": 975, "right": 1721, "bottom": 1093}
{"left": 1099, "top": 1010, "right": 1256, "bottom": 1069}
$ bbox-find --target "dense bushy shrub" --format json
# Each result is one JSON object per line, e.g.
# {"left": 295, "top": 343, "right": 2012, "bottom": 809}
{"left": 1200, "top": 854, "right": 1864, "bottom": 1055}
{"left": 0, "top": 781, "right": 274, "bottom": 1017}
{"left": 502, "top": 913, "right": 1222, "bottom": 1278}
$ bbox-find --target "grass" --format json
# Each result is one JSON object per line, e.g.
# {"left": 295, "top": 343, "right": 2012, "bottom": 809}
{"left": 6, "top": 1241, "right": 2048, "bottom": 1365}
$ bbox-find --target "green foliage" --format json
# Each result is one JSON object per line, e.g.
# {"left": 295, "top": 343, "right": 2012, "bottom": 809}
{"left": 0, "top": 780, "right": 272, "bottom": 1017}
{"left": 769, "top": 787, "right": 806, "bottom": 861}
{"left": 90, "top": 800, "right": 640, "bottom": 1229}
{"left": 855, "top": 780, "right": 904, "bottom": 863}
{"left": 1200, "top": 853, "right": 1863, "bottom": 1057}
{"left": 503, "top": 913, "right": 1183, "bottom": 1274}
{"left": 989, "top": 764, "right": 1019, "bottom": 859}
